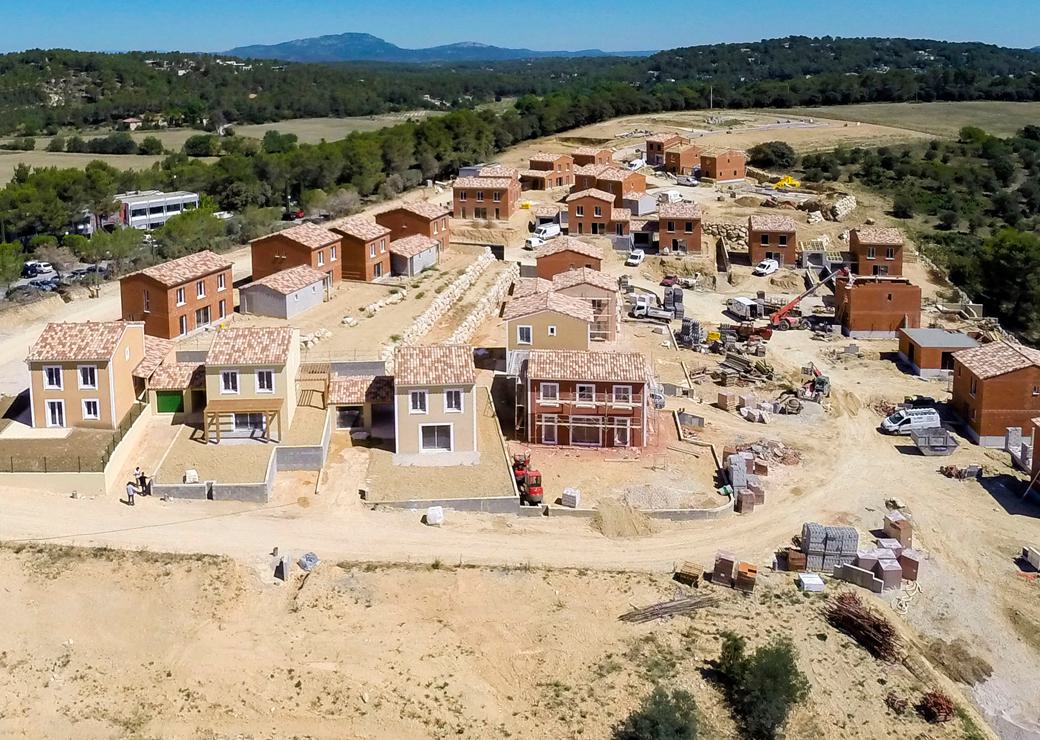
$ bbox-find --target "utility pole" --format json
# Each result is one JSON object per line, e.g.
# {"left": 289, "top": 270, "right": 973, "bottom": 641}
{"left": 709, "top": 85, "right": 713, "bottom": 110}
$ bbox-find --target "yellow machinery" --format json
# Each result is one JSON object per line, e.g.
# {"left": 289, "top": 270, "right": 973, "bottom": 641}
{"left": 772, "top": 175, "right": 801, "bottom": 189}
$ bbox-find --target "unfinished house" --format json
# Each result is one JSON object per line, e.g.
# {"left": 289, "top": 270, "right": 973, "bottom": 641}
{"left": 897, "top": 328, "right": 980, "bottom": 378}
{"left": 950, "top": 340, "right": 1040, "bottom": 446}
{"left": 699, "top": 149, "right": 747, "bottom": 182}
{"left": 504, "top": 290, "right": 593, "bottom": 366}
{"left": 389, "top": 235, "right": 440, "bottom": 277}
{"left": 375, "top": 202, "right": 451, "bottom": 253}
{"left": 202, "top": 327, "right": 300, "bottom": 443}
{"left": 392, "top": 345, "right": 478, "bottom": 465}
{"left": 572, "top": 165, "right": 646, "bottom": 206}
{"left": 552, "top": 267, "right": 619, "bottom": 343}
{"left": 571, "top": 147, "right": 612, "bottom": 167}
{"left": 534, "top": 237, "right": 603, "bottom": 280}
{"left": 658, "top": 202, "right": 703, "bottom": 254}
{"left": 452, "top": 177, "right": 521, "bottom": 221}
{"left": 119, "top": 250, "right": 234, "bottom": 339}
{"left": 833, "top": 275, "right": 921, "bottom": 338}
{"left": 328, "top": 216, "right": 392, "bottom": 282}
{"left": 239, "top": 265, "right": 329, "bottom": 320}
{"left": 26, "top": 321, "right": 156, "bottom": 429}
{"left": 663, "top": 143, "right": 701, "bottom": 175}
{"left": 566, "top": 188, "right": 631, "bottom": 247}
{"left": 850, "top": 227, "right": 905, "bottom": 277}
{"left": 748, "top": 214, "right": 797, "bottom": 267}
{"left": 521, "top": 153, "right": 574, "bottom": 189}
{"left": 250, "top": 223, "right": 343, "bottom": 285}
{"left": 328, "top": 374, "right": 394, "bottom": 436}
{"left": 645, "top": 133, "right": 685, "bottom": 166}
{"left": 519, "top": 349, "right": 650, "bottom": 448}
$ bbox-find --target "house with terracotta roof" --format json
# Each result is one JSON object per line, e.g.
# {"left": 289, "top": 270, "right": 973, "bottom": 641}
{"left": 897, "top": 328, "right": 980, "bottom": 379}
{"left": 504, "top": 290, "right": 594, "bottom": 365}
{"left": 328, "top": 374, "right": 394, "bottom": 435}
{"left": 566, "top": 188, "right": 631, "bottom": 247}
{"left": 250, "top": 223, "right": 343, "bottom": 286}
{"left": 120, "top": 250, "right": 233, "bottom": 339}
{"left": 645, "top": 133, "right": 686, "bottom": 166}
{"left": 850, "top": 227, "right": 905, "bottom": 277}
{"left": 552, "top": 267, "right": 619, "bottom": 342}
{"left": 148, "top": 359, "right": 206, "bottom": 414}
{"left": 328, "top": 216, "right": 392, "bottom": 282}
{"left": 201, "top": 327, "right": 301, "bottom": 443}
{"left": 389, "top": 234, "right": 440, "bottom": 277}
{"left": 950, "top": 340, "right": 1040, "bottom": 446}
{"left": 699, "top": 148, "right": 747, "bottom": 182}
{"left": 392, "top": 345, "right": 478, "bottom": 464}
{"left": 239, "top": 265, "right": 329, "bottom": 320}
{"left": 26, "top": 321, "right": 156, "bottom": 429}
{"left": 521, "top": 153, "right": 574, "bottom": 190}
{"left": 748, "top": 214, "right": 798, "bottom": 267}
{"left": 452, "top": 176, "right": 521, "bottom": 221}
{"left": 663, "top": 143, "right": 701, "bottom": 175}
{"left": 833, "top": 275, "right": 921, "bottom": 339}
{"left": 519, "top": 349, "right": 650, "bottom": 447}
{"left": 512, "top": 277, "right": 553, "bottom": 298}
{"left": 658, "top": 202, "right": 703, "bottom": 254}
{"left": 534, "top": 237, "right": 603, "bottom": 280}
{"left": 375, "top": 202, "right": 451, "bottom": 253}
{"left": 571, "top": 147, "right": 612, "bottom": 167}
{"left": 572, "top": 165, "right": 646, "bottom": 206}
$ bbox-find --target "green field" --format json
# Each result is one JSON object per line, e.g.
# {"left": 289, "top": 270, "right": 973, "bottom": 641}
{"left": 0, "top": 151, "right": 219, "bottom": 185}
{"left": 767, "top": 101, "right": 1040, "bottom": 138}
{"left": 231, "top": 112, "right": 444, "bottom": 143}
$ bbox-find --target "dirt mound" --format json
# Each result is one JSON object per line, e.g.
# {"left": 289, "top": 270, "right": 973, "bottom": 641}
{"left": 592, "top": 500, "right": 654, "bottom": 538}
{"left": 735, "top": 195, "right": 764, "bottom": 207}
{"left": 452, "top": 224, "right": 525, "bottom": 248}
{"left": 925, "top": 638, "right": 993, "bottom": 686}
{"left": 769, "top": 272, "right": 804, "bottom": 291}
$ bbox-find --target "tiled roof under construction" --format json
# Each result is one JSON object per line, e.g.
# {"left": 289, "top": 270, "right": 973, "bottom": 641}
{"left": 503, "top": 290, "right": 594, "bottom": 323}
{"left": 749, "top": 214, "right": 797, "bottom": 232}
{"left": 659, "top": 202, "right": 701, "bottom": 220}
{"left": 700, "top": 146, "right": 745, "bottom": 158}
{"left": 329, "top": 374, "right": 394, "bottom": 405}
{"left": 206, "top": 327, "right": 294, "bottom": 366}
{"left": 574, "top": 164, "right": 612, "bottom": 177}
{"left": 854, "top": 227, "right": 904, "bottom": 246}
{"left": 512, "top": 277, "right": 553, "bottom": 298}
{"left": 329, "top": 216, "right": 391, "bottom": 242}
{"left": 454, "top": 177, "right": 514, "bottom": 190}
{"left": 953, "top": 340, "right": 1040, "bottom": 380}
{"left": 27, "top": 321, "right": 130, "bottom": 363}
{"left": 266, "top": 222, "right": 340, "bottom": 249}
{"left": 552, "top": 267, "right": 617, "bottom": 292}
{"left": 243, "top": 265, "right": 327, "bottom": 296}
{"left": 394, "top": 345, "right": 475, "bottom": 386}
{"left": 148, "top": 361, "right": 205, "bottom": 390}
{"left": 646, "top": 133, "right": 682, "bottom": 144}
{"left": 566, "top": 188, "right": 615, "bottom": 203}
{"left": 572, "top": 146, "right": 609, "bottom": 156}
{"left": 527, "top": 349, "right": 649, "bottom": 383}
{"left": 596, "top": 167, "right": 634, "bottom": 183}
{"left": 533, "top": 236, "right": 603, "bottom": 261}
{"left": 133, "top": 335, "right": 174, "bottom": 379}
{"left": 389, "top": 234, "right": 439, "bottom": 258}
{"left": 133, "top": 250, "right": 231, "bottom": 288}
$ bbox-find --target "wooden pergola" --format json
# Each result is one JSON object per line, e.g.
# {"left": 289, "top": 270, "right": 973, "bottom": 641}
{"left": 297, "top": 362, "right": 331, "bottom": 408}
{"left": 204, "top": 398, "right": 284, "bottom": 444}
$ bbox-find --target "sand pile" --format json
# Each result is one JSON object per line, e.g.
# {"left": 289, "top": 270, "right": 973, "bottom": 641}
{"left": 592, "top": 500, "right": 654, "bottom": 538}
{"left": 769, "top": 272, "right": 804, "bottom": 291}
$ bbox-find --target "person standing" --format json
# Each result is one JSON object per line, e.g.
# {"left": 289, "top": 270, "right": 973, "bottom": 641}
{"left": 134, "top": 466, "right": 148, "bottom": 495}
{"left": 125, "top": 480, "right": 137, "bottom": 506}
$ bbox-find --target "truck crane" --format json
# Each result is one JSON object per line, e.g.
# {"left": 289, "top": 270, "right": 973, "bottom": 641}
{"left": 768, "top": 267, "right": 847, "bottom": 330}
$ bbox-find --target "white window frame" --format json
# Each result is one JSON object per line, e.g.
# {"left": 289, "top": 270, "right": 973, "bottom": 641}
{"left": 444, "top": 388, "right": 464, "bottom": 413}
{"left": 220, "top": 370, "right": 240, "bottom": 395}
{"left": 419, "top": 423, "right": 453, "bottom": 453}
{"left": 43, "top": 365, "right": 63, "bottom": 390}
{"left": 409, "top": 389, "right": 428, "bottom": 414}
{"left": 45, "top": 399, "right": 65, "bottom": 428}
{"left": 576, "top": 383, "right": 596, "bottom": 405}
{"left": 178, "top": 315, "right": 188, "bottom": 336}
{"left": 885, "top": 246, "right": 896, "bottom": 260}
{"left": 175, "top": 287, "right": 186, "bottom": 306}
{"left": 331, "top": 245, "right": 337, "bottom": 261}
{"left": 255, "top": 369, "right": 275, "bottom": 394}
{"left": 866, "top": 246, "right": 877, "bottom": 260}
{"left": 476, "top": 191, "right": 485, "bottom": 202}
{"left": 196, "top": 280, "right": 205, "bottom": 299}
{"left": 548, "top": 325, "right": 557, "bottom": 337}
{"left": 575, "top": 206, "right": 584, "bottom": 217}
{"left": 77, "top": 364, "right": 98, "bottom": 390}
{"left": 379, "top": 239, "right": 386, "bottom": 253}
{"left": 612, "top": 385, "right": 633, "bottom": 404}
{"left": 517, "top": 325, "right": 533, "bottom": 345}
{"left": 459, "top": 191, "right": 467, "bottom": 201}
{"left": 369, "top": 243, "right": 376, "bottom": 258}
{"left": 318, "top": 250, "right": 325, "bottom": 266}
{"left": 81, "top": 398, "right": 100, "bottom": 421}
{"left": 541, "top": 413, "right": 558, "bottom": 444}
{"left": 218, "top": 273, "right": 226, "bottom": 291}
{"left": 539, "top": 382, "right": 559, "bottom": 402}
{"left": 594, "top": 206, "right": 602, "bottom": 217}
{"left": 492, "top": 191, "right": 502, "bottom": 203}
{"left": 613, "top": 417, "right": 631, "bottom": 447}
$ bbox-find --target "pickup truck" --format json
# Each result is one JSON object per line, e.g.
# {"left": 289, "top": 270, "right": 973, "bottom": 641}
{"left": 629, "top": 294, "right": 673, "bottom": 322}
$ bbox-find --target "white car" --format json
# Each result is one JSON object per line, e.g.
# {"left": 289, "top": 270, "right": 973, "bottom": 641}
{"left": 524, "top": 236, "right": 546, "bottom": 250}
{"left": 677, "top": 175, "right": 699, "bottom": 186}
{"left": 753, "top": 259, "right": 780, "bottom": 276}
{"left": 625, "top": 249, "right": 646, "bottom": 267}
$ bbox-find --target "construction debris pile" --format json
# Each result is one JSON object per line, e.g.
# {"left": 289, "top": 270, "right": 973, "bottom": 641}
{"left": 711, "top": 551, "right": 758, "bottom": 593}
{"left": 826, "top": 592, "right": 902, "bottom": 661}
{"left": 735, "top": 439, "right": 801, "bottom": 466}
{"left": 724, "top": 450, "right": 768, "bottom": 513}
{"left": 832, "top": 511, "right": 921, "bottom": 592}
{"left": 717, "top": 390, "right": 788, "bottom": 424}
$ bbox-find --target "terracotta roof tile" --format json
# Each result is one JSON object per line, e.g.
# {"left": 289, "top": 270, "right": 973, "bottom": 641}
{"left": 700, "top": 146, "right": 746, "bottom": 158}
{"left": 131, "top": 250, "right": 231, "bottom": 288}
{"left": 659, "top": 202, "right": 702, "bottom": 220}
{"left": 477, "top": 164, "right": 519, "bottom": 179}
{"left": 207, "top": 327, "right": 294, "bottom": 366}
{"left": 611, "top": 207, "right": 631, "bottom": 221}
{"left": 574, "top": 164, "right": 612, "bottom": 177}
{"left": 503, "top": 290, "right": 594, "bottom": 323}
{"left": 329, "top": 374, "right": 394, "bottom": 405}
{"left": 530, "top": 204, "right": 562, "bottom": 218}
{"left": 399, "top": 201, "right": 451, "bottom": 220}
{"left": 512, "top": 277, "right": 553, "bottom": 297}
{"left": 389, "top": 234, "right": 439, "bottom": 258}
{"left": 566, "top": 188, "right": 615, "bottom": 203}
{"left": 394, "top": 345, "right": 475, "bottom": 386}
{"left": 527, "top": 349, "right": 650, "bottom": 383}
{"left": 243, "top": 265, "right": 327, "bottom": 296}
{"left": 854, "top": 227, "right": 904, "bottom": 246}
{"left": 529, "top": 152, "right": 570, "bottom": 164}
{"left": 328, "top": 216, "right": 391, "bottom": 242}
{"left": 953, "top": 341, "right": 1040, "bottom": 380}
{"left": 646, "top": 133, "right": 683, "bottom": 144}
{"left": 265, "top": 222, "right": 340, "bottom": 249}
{"left": 571, "top": 146, "right": 610, "bottom": 157}
{"left": 148, "top": 361, "right": 205, "bottom": 390}
{"left": 520, "top": 168, "right": 551, "bottom": 180}
{"left": 454, "top": 177, "right": 514, "bottom": 190}
{"left": 27, "top": 321, "right": 131, "bottom": 362}
{"left": 534, "top": 236, "right": 603, "bottom": 261}
{"left": 596, "top": 167, "right": 635, "bottom": 183}
{"left": 749, "top": 214, "right": 797, "bottom": 232}
{"left": 552, "top": 267, "right": 617, "bottom": 292}
{"left": 133, "top": 336, "right": 174, "bottom": 379}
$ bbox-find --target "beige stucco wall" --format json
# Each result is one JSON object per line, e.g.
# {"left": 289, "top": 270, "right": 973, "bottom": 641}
{"left": 394, "top": 384, "right": 477, "bottom": 457}
{"left": 506, "top": 310, "right": 590, "bottom": 356}
{"left": 554, "top": 284, "right": 617, "bottom": 342}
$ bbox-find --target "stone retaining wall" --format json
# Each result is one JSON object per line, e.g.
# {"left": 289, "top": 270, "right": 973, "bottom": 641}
{"left": 704, "top": 221, "right": 749, "bottom": 248}
{"left": 446, "top": 262, "right": 519, "bottom": 344}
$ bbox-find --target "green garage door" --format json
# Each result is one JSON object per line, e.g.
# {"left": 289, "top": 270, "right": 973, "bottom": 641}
{"left": 156, "top": 391, "right": 184, "bottom": 413}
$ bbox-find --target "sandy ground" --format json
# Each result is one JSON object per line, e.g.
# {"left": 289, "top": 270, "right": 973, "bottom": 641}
{"left": 154, "top": 425, "right": 275, "bottom": 484}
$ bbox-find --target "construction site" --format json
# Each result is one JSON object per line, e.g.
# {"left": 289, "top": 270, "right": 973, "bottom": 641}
{"left": 2, "top": 106, "right": 1039, "bottom": 740}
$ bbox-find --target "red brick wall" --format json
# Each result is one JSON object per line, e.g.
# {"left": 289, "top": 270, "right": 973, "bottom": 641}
{"left": 663, "top": 147, "right": 700, "bottom": 175}
{"left": 452, "top": 183, "right": 520, "bottom": 220}
{"left": 375, "top": 209, "right": 450, "bottom": 253}
{"left": 749, "top": 229, "right": 797, "bottom": 266}
{"left": 251, "top": 234, "right": 342, "bottom": 285}
{"left": 567, "top": 196, "right": 615, "bottom": 237}
{"left": 120, "top": 268, "right": 233, "bottom": 339}
{"left": 527, "top": 379, "right": 646, "bottom": 447}
{"left": 659, "top": 217, "right": 703, "bottom": 254}
{"left": 340, "top": 234, "right": 390, "bottom": 281}
{"left": 951, "top": 364, "right": 1040, "bottom": 440}
{"left": 850, "top": 233, "right": 904, "bottom": 277}
{"left": 573, "top": 151, "right": 611, "bottom": 167}
{"left": 834, "top": 279, "right": 921, "bottom": 334}
{"left": 700, "top": 152, "right": 746, "bottom": 181}
{"left": 536, "top": 250, "right": 602, "bottom": 280}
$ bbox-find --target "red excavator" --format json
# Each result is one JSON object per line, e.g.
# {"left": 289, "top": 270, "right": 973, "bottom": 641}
{"left": 512, "top": 452, "right": 544, "bottom": 506}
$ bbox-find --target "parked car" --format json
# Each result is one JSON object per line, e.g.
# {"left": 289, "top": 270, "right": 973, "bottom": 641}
{"left": 21, "top": 264, "right": 39, "bottom": 278}
{"left": 524, "top": 236, "right": 546, "bottom": 251}
{"left": 533, "top": 223, "right": 561, "bottom": 240}
{"left": 28, "top": 277, "right": 58, "bottom": 291}
{"left": 625, "top": 249, "right": 646, "bottom": 267}
{"left": 677, "top": 175, "right": 699, "bottom": 186}
{"left": 753, "top": 259, "right": 780, "bottom": 276}
{"left": 628, "top": 158, "right": 646, "bottom": 170}
{"left": 879, "top": 408, "right": 942, "bottom": 435}
{"left": 660, "top": 275, "right": 678, "bottom": 287}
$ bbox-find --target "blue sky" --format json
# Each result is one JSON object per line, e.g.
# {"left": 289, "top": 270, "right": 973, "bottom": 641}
{"left": 1, "top": 0, "right": 1037, "bottom": 53}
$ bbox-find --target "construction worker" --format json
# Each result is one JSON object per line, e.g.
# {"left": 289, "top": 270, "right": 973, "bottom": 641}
{"left": 125, "top": 480, "right": 138, "bottom": 507}
{"left": 134, "top": 466, "right": 149, "bottom": 495}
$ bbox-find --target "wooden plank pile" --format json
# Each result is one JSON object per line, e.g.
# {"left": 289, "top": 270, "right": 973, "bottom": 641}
{"left": 826, "top": 592, "right": 902, "bottom": 662}
{"left": 618, "top": 594, "right": 718, "bottom": 624}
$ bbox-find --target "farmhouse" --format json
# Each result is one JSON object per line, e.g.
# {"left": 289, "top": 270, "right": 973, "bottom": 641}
{"left": 250, "top": 223, "right": 343, "bottom": 285}
{"left": 570, "top": 146, "right": 612, "bottom": 167}
{"left": 850, "top": 227, "right": 905, "bottom": 277}
{"left": 239, "top": 265, "right": 329, "bottom": 320}
{"left": 950, "top": 340, "right": 1040, "bottom": 446}
{"left": 699, "top": 148, "right": 747, "bottom": 182}
{"left": 572, "top": 165, "right": 646, "bottom": 206}
{"left": 566, "top": 188, "right": 631, "bottom": 247}
{"left": 663, "top": 143, "right": 701, "bottom": 175}
{"left": 329, "top": 216, "right": 392, "bottom": 282}
{"left": 521, "top": 153, "right": 574, "bottom": 189}
{"left": 748, "top": 214, "right": 798, "bottom": 267}
{"left": 452, "top": 177, "right": 521, "bottom": 220}
{"left": 645, "top": 133, "right": 685, "bottom": 165}
{"left": 658, "top": 202, "right": 703, "bottom": 254}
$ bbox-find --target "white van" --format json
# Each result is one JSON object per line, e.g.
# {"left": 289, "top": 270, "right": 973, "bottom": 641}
{"left": 880, "top": 408, "right": 941, "bottom": 435}
{"left": 533, "top": 223, "right": 561, "bottom": 240}
{"left": 658, "top": 190, "right": 682, "bottom": 204}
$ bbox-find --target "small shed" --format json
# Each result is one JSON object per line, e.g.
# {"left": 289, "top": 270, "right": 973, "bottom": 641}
{"left": 389, "top": 234, "right": 440, "bottom": 277}
{"left": 239, "top": 265, "right": 328, "bottom": 320}
{"left": 898, "top": 328, "right": 980, "bottom": 378}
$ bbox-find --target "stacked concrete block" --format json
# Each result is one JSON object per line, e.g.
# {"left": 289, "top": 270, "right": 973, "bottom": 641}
{"left": 727, "top": 455, "right": 749, "bottom": 490}
{"left": 834, "top": 563, "right": 883, "bottom": 593}
{"left": 717, "top": 392, "right": 738, "bottom": 411}
{"left": 801, "top": 522, "right": 859, "bottom": 572}
{"left": 736, "top": 491, "right": 756, "bottom": 513}
{"left": 561, "top": 488, "right": 581, "bottom": 508}
{"left": 883, "top": 510, "right": 913, "bottom": 548}
{"left": 877, "top": 537, "right": 904, "bottom": 558}
{"left": 713, "top": 551, "right": 737, "bottom": 586}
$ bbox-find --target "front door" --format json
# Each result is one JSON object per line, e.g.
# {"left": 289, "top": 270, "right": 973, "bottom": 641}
{"left": 45, "top": 400, "right": 65, "bottom": 428}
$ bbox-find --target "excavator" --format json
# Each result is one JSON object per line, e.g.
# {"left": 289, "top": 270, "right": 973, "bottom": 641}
{"left": 767, "top": 266, "right": 847, "bottom": 330}
{"left": 512, "top": 452, "right": 544, "bottom": 506}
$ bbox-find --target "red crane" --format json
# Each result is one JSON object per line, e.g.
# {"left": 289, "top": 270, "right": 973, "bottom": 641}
{"left": 768, "top": 267, "right": 847, "bottom": 330}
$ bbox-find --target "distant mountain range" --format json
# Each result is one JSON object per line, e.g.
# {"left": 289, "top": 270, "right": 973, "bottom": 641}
{"left": 223, "top": 32, "right": 654, "bottom": 63}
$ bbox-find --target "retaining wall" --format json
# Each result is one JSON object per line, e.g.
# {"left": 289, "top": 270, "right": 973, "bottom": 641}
{"left": 155, "top": 482, "right": 209, "bottom": 500}
{"left": 372, "top": 496, "right": 519, "bottom": 513}
{"left": 276, "top": 411, "right": 333, "bottom": 471}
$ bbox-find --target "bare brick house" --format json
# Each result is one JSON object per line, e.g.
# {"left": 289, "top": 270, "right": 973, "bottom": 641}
{"left": 658, "top": 202, "right": 703, "bottom": 254}
{"left": 566, "top": 188, "right": 631, "bottom": 244}
{"left": 748, "top": 214, "right": 798, "bottom": 266}
{"left": 521, "top": 153, "right": 574, "bottom": 189}
{"left": 329, "top": 216, "right": 392, "bottom": 282}
{"left": 850, "top": 227, "right": 905, "bottom": 277}
{"left": 699, "top": 149, "right": 747, "bottom": 182}
{"left": 452, "top": 177, "right": 521, "bottom": 220}
{"left": 120, "top": 250, "right": 233, "bottom": 339}
{"left": 645, "top": 133, "right": 685, "bottom": 165}
{"left": 950, "top": 341, "right": 1040, "bottom": 446}
{"left": 663, "top": 143, "right": 701, "bottom": 175}
{"left": 250, "top": 223, "right": 343, "bottom": 285}
{"left": 572, "top": 165, "right": 646, "bottom": 206}
{"left": 833, "top": 276, "right": 921, "bottom": 338}
{"left": 571, "top": 147, "right": 612, "bottom": 167}
{"left": 534, "top": 237, "right": 603, "bottom": 280}
{"left": 375, "top": 202, "right": 451, "bottom": 253}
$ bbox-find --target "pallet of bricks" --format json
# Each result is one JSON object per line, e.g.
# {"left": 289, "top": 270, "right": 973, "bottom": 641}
{"left": 801, "top": 522, "right": 858, "bottom": 572}
{"left": 724, "top": 449, "right": 767, "bottom": 513}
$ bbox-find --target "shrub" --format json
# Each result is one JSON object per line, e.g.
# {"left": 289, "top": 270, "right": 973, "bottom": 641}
{"left": 614, "top": 686, "right": 699, "bottom": 740}
{"left": 747, "top": 141, "right": 796, "bottom": 170}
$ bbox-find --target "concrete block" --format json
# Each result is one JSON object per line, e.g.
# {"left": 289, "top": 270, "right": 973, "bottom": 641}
{"left": 1006, "top": 427, "right": 1023, "bottom": 453}
{"left": 877, "top": 537, "right": 903, "bottom": 557}
{"left": 561, "top": 488, "right": 580, "bottom": 508}
{"left": 835, "top": 563, "right": 884, "bottom": 593}
{"left": 276, "top": 555, "right": 291, "bottom": 581}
